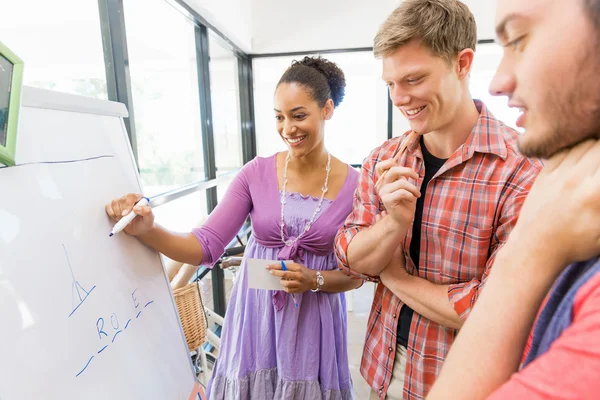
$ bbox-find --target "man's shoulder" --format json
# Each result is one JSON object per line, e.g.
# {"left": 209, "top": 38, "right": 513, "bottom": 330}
{"left": 486, "top": 112, "right": 542, "bottom": 166}
{"left": 574, "top": 257, "right": 600, "bottom": 310}
{"left": 495, "top": 122, "right": 526, "bottom": 159}
{"left": 482, "top": 112, "right": 544, "bottom": 181}
{"left": 362, "top": 134, "right": 408, "bottom": 168}
{"left": 547, "top": 257, "right": 600, "bottom": 321}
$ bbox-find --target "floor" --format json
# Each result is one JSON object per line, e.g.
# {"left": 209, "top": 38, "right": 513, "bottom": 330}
{"left": 346, "top": 282, "right": 376, "bottom": 399}
{"left": 199, "top": 271, "right": 375, "bottom": 398}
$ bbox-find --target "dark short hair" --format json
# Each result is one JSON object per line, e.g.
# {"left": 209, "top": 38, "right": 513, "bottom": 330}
{"left": 277, "top": 56, "right": 346, "bottom": 108}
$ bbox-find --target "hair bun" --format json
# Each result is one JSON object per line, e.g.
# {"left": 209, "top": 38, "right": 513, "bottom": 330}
{"left": 294, "top": 56, "right": 346, "bottom": 107}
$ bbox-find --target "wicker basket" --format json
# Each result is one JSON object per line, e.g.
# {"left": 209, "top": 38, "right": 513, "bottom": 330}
{"left": 173, "top": 282, "right": 208, "bottom": 352}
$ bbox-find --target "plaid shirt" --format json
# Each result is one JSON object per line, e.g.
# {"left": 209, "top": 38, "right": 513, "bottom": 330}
{"left": 335, "top": 101, "right": 542, "bottom": 399}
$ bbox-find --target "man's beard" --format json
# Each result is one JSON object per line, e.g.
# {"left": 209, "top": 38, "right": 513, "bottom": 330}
{"left": 518, "top": 52, "right": 600, "bottom": 159}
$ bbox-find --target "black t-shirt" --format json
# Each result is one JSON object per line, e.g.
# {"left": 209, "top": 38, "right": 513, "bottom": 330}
{"left": 397, "top": 136, "right": 447, "bottom": 347}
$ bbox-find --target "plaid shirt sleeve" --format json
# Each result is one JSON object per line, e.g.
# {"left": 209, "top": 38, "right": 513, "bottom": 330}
{"left": 335, "top": 147, "right": 384, "bottom": 283}
{"left": 447, "top": 158, "right": 542, "bottom": 319}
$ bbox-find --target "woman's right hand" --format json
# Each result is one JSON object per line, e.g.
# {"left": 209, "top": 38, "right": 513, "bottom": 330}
{"left": 105, "top": 193, "right": 155, "bottom": 236}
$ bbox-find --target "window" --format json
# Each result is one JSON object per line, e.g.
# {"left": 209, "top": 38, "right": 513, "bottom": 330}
{"left": 391, "top": 100, "right": 411, "bottom": 138}
{"left": 252, "top": 56, "right": 289, "bottom": 157}
{"left": 216, "top": 174, "right": 237, "bottom": 202}
{"left": 252, "top": 52, "right": 388, "bottom": 165}
{"left": 209, "top": 32, "right": 243, "bottom": 177}
{"left": 153, "top": 191, "right": 208, "bottom": 233}
{"left": 0, "top": 1, "right": 107, "bottom": 99}
{"left": 470, "top": 43, "right": 520, "bottom": 129}
{"left": 153, "top": 190, "right": 208, "bottom": 275}
{"left": 124, "top": 0, "right": 205, "bottom": 197}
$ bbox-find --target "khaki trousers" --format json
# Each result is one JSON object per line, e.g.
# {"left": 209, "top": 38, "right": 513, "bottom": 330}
{"left": 369, "top": 344, "right": 407, "bottom": 400}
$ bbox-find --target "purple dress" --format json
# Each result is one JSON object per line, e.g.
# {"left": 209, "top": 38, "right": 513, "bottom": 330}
{"left": 192, "top": 154, "right": 359, "bottom": 399}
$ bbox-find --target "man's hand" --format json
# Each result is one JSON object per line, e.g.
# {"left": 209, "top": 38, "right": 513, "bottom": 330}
{"left": 375, "top": 159, "right": 420, "bottom": 234}
{"left": 379, "top": 246, "right": 410, "bottom": 285}
{"left": 507, "top": 139, "right": 600, "bottom": 270}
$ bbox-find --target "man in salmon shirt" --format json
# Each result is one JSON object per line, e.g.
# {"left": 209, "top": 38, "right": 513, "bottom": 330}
{"left": 429, "top": 0, "right": 600, "bottom": 399}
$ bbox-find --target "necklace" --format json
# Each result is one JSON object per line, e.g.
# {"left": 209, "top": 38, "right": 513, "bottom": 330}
{"left": 280, "top": 151, "right": 331, "bottom": 247}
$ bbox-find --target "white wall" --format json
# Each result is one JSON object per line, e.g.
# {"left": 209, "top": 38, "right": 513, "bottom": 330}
{"left": 180, "top": 0, "right": 498, "bottom": 55}
{"left": 250, "top": 0, "right": 498, "bottom": 54}
{"left": 250, "top": 0, "right": 399, "bottom": 54}
{"left": 182, "top": 0, "right": 253, "bottom": 52}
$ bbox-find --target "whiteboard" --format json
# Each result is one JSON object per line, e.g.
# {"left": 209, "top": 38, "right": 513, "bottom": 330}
{"left": 0, "top": 87, "right": 195, "bottom": 399}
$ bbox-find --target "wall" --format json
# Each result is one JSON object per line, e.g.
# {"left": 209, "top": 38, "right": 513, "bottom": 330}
{"left": 182, "top": 0, "right": 253, "bottom": 52}
{"left": 250, "top": 0, "right": 498, "bottom": 54}
{"left": 180, "top": 0, "right": 498, "bottom": 55}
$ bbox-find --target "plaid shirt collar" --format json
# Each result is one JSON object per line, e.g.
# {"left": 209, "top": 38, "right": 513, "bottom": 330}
{"left": 405, "top": 100, "right": 509, "bottom": 163}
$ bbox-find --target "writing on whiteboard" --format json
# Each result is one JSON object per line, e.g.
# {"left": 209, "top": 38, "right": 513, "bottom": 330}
{"left": 74, "top": 288, "right": 155, "bottom": 378}
{"left": 63, "top": 244, "right": 96, "bottom": 318}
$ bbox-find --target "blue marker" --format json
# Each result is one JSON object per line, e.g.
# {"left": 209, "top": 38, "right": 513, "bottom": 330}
{"left": 281, "top": 261, "right": 298, "bottom": 308}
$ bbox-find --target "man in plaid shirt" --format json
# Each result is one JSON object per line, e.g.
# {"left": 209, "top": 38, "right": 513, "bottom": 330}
{"left": 334, "top": 1, "right": 542, "bottom": 399}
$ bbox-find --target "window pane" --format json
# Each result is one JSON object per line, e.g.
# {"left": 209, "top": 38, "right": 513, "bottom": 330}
{"left": 0, "top": 1, "right": 107, "bottom": 99}
{"left": 216, "top": 174, "right": 236, "bottom": 203}
{"left": 392, "top": 101, "right": 411, "bottom": 138}
{"left": 252, "top": 56, "right": 289, "bottom": 157}
{"left": 209, "top": 32, "right": 243, "bottom": 175}
{"left": 124, "top": 0, "right": 205, "bottom": 197}
{"left": 325, "top": 53, "right": 388, "bottom": 164}
{"left": 470, "top": 43, "right": 520, "bottom": 129}
{"left": 252, "top": 52, "right": 388, "bottom": 165}
{"left": 153, "top": 191, "right": 208, "bottom": 233}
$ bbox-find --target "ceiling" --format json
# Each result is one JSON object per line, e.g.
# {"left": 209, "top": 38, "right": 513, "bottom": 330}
{"left": 182, "top": 0, "right": 499, "bottom": 55}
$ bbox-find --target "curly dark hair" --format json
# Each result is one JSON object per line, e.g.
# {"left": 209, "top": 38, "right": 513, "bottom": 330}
{"left": 277, "top": 56, "right": 346, "bottom": 108}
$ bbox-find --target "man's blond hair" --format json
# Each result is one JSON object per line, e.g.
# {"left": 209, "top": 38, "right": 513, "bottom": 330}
{"left": 374, "top": 0, "right": 477, "bottom": 61}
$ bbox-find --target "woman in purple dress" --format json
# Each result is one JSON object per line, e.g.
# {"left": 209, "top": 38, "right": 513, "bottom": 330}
{"left": 106, "top": 56, "right": 361, "bottom": 399}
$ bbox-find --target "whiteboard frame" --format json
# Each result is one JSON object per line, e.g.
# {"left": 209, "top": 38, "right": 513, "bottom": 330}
{"left": 0, "top": 40, "right": 24, "bottom": 166}
{"left": 18, "top": 86, "right": 197, "bottom": 393}
{"left": 21, "top": 86, "right": 129, "bottom": 118}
